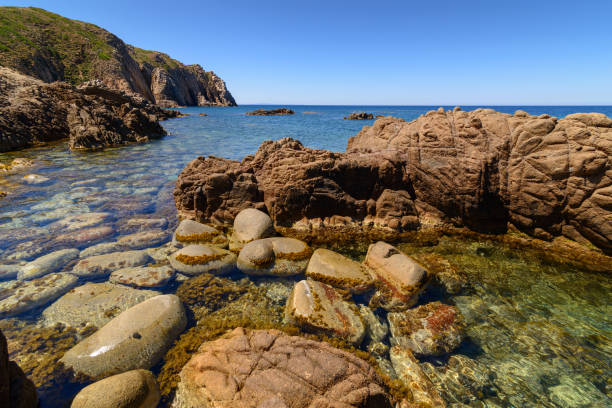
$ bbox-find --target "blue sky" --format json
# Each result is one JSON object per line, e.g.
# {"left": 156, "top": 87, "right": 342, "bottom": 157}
{"left": 4, "top": 0, "right": 612, "bottom": 105}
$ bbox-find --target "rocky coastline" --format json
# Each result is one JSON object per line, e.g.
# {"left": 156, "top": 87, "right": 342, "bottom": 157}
{"left": 0, "top": 67, "right": 183, "bottom": 152}
{"left": 175, "top": 107, "right": 612, "bottom": 256}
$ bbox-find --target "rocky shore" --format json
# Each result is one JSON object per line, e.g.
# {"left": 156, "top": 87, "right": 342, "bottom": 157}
{"left": 0, "top": 67, "right": 182, "bottom": 152}
{"left": 175, "top": 107, "right": 612, "bottom": 255}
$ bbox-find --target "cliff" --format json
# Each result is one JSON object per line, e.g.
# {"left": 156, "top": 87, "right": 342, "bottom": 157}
{"left": 0, "top": 7, "right": 236, "bottom": 107}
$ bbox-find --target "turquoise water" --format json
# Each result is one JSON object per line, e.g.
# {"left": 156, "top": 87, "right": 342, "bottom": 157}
{"left": 0, "top": 105, "right": 611, "bottom": 407}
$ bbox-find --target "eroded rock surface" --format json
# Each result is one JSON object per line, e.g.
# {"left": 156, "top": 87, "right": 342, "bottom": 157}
{"left": 175, "top": 108, "right": 612, "bottom": 254}
{"left": 172, "top": 327, "right": 392, "bottom": 408}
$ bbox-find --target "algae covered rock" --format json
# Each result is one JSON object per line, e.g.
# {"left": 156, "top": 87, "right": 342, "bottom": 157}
{"left": 172, "top": 327, "right": 391, "bottom": 408}
{"left": 110, "top": 265, "right": 175, "bottom": 288}
{"left": 306, "top": 248, "right": 374, "bottom": 294}
{"left": 365, "top": 242, "right": 429, "bottom": 311}
{"left": 72, "top": 250, "right": 152, "bottom": 278}
{"left": 60, "top": 294, "right": 187, "bottom": 379}
{"left": 388, "top": 301, "right": 465, "bottom": 356}
{"left": 168, "top": 245, "right": 236, "bottom": 275}
{"left": 0, "top": 329, "right": 38, "bottom": 408}
{"left": 237, "top": 237, "right": 312, "bottom": 276}
{"left": 173, "top": 219, "right": 228, "bottom": 248}
{"left": 285, "top": 279, "right": 365, "bottom": 345}
{"left": 0, "top": 273, "right": 78, "bottom": 317}
{"left": 17, "top": 248, "right": 79, "bottom": 280}
{"left": 71, "top": 369, "right": 160, "bottom": 408}
{"left": 229, "top": 208, "right": 275, "bottom": 251}
{"left": 42, "top": 282, "right": 160, "bottom": 328}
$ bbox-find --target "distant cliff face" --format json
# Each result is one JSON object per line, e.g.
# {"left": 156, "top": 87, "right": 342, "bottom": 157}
{"left": 0, "top": 7, "right": 236, "bottom": 107}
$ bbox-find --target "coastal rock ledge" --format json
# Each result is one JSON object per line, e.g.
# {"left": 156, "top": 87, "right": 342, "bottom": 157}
{"left": 174, "top": 108, "right": 612, "bottom": 255}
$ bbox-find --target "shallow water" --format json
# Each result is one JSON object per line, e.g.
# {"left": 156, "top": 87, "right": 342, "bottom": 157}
{"left": 1, "top": 105, "right": 611, "bottom": 407}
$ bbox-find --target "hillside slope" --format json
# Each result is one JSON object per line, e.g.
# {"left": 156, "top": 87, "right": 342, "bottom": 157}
{"left": 0, "top": 7, "right": 236, "bottom": 107}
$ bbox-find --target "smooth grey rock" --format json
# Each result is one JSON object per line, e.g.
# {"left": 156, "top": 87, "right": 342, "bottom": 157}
{"left": 50, "top": 212, "right": 112, "bottom": 231}
{"left": 126, "top": 218, "right": 168, "bottom": 230}
{"left": 71, "top": 369, "right": 160, "bottom": 408}
{"left": 0, "top": 265, "right": 20, "bottom": 281}
{"left": 0, "top": 273, "right": 78, "bottom": 317}
{"left": 229, "top": 208, "right": 274, "bottom": 251}
{"left": 80, "top": 242, "right": 123, "bottom": 258}
{"left": 116, "top": 230, "right": 169, "bottom": 250}
{"left": 237, "top": 237, "right": 312, "bottom": 277}
{"left": 42, "top": 282, "right": 159, "bottom": 329}
{"left": 110, "top": 266, "right": 175, "bottom": 288}
{"left": 168, "top": 244, "right": 236, "bottom": 275}
{"left": 18, "top": 249, "right": 79, "bottom": 280}
{"left": 72, "top": 250, "right": 151, "bottom": 278}
{"left": 60, "top": 294, "right": 187, "bottom": 379}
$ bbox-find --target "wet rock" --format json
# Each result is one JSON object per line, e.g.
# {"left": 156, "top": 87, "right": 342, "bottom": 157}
{"left": 17, "top": 249, "right": 80, "bottom": 280}
{"left": 172, "top": 327, "right": 391, "bottom": 408}
{"left": 5, "top": 241, "right": 47, "bottom": 262}
{"left": 306, "top": 248, "right": 374, "bottom": 294}
{"left": 116, "top": 229, "right": 169, "bottom": 250}
{"left": 388, "top": 301, "right": 465, "bottom": 356}
{"left": 410, "top": 253, "right": 468, "bottom": 294}
{"left": 390, "top": 346, "right": 447, "bottom": 407}
{"left": 110, "top": 266, "right": 175, "bottom": 288}
{"left": 0, "top": 329, "right": 38, "bottom": 408}
{"left": 145, "top": 243, "right": 180, "bottom": 262}
{"left": 246, "top": 108, "right": 295, "bottom": 115}
{"left": 0, "top": 273, "right": 78, "bottom": 317}
{"left": 237, "top": 237, "right": 312, "bottom": 276}
{"left": 42, "top": 282, "right": 159, "bottom": 328}
{"left": 0, "top": 265, "right": 20, "bottom": 281}
{"left": 365, "top": 242, "right": 429, "bottom": 311}
{"left": 23, "top": 174, "right": 50, "bottom": 185}
{"left": 50, "top": 212, "right": 112, "bottom": 231}
{"left": 126, "top": 217, "right": 168, "bottom": 230}
{"left": 61, "top": 294, "right": 187, "bottom": 379}
{"left": 359, "top": 305, "right": 388, "bottom": 343}
{"left": 71, "top": 369, "right": 160, "bottom": 408}
{"left": 285, "top": 279, "right": 365, "bottom": 345}
{"left": 344, "top": 112, "right": 374, "bottom": 120}
{"left": 228, "top": 208, "right": 275, "bottom": 251}
{"left": 173, "top": 219, "right": 228, "bottom": 248}
{"left": 168, "top": 245, "right": 236, "bottom": 275}
{"left": 54, "top": 225, "right": 114, "bottom": 247}
{"left": 80, "top": 242, "right": 123, "bottom": 258}
{"left": 72, "top": 250, "right": 152, "bottom": 278}
{"left": 547, "top": 374, "right": 610, "bottom": 408}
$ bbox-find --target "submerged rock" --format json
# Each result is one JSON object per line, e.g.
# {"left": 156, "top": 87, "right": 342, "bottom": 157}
{"left": 71, "top": 369, "right": 160, "bottom": 408}
{"left": 110, "top": 266, "right": 175, "bottom": 288}
{"left": 229, "top": 208, "right": 275, "bottom": 251}
{"left": 72, "top": 250, "right": 151, "bottom": 278}
{"left": 390, "top": 346, "right": 447, "bottom": 407}
{"left": 172, "top": 327, "right": 391, "bottom": 408}
{"left": 61, "top": 294, "right": 187, "bottom": 379}
{"left": 0, "top": 265, "right": 20, "bottom": 281}
{"left": 306, "top": 248, "right": 374, "bottom": 294}
{"left": 168, "top": 245, "right": 236, "bottom": 275}
{"left": 237, "top": 237, "right": 312, "bottom": 276}
{"left": 17, "top": 248, "right": 80, "bottom": 280}
{"left": 116, "top": 229, "right": 169, "bottom": 250}
{"left": 54, "top": 225, "right": 114, "bottom": 247}
{"left": 0, "top": 329, "right": 38, "bottom": 408}
{"left": 42, "top": 282, "right": 160, "bottom": 328}
{"left": 79, "top": 242, "right": 123, "bottom": 258}
{"left": 50, "top": 212, "right": 112, "bottom": 231}
{"left": 173, "top": 219, "right": 228, "bottom": 248}
{"left": 0, "top": 273, "right": 78, "bottom": 317}
{"left": 388, "top": 301, "right": 465, "bottom": 356}
{"left": 285, "top": 279, "right": 365, "bottom": 345}
{"left": 125, "top": 217, "right": 168, "bottom": 230}
{"left": 410, "top": 253, "right": 468, "bottom": 294}
{"left": 365, "top": 242, "right": 429, "bottom": 311}
{"left": 22, "top": 174, "right": 50, "bottom": 185}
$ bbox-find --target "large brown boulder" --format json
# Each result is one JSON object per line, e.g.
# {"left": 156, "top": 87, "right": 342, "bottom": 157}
{"left": 0, "top": 66, "right": 181, "bottom": 152}
{"left": 174, "top": 108, "right": 612, "bottom": 254}
{"left": 0, "top": 329, "right": 38, "bottom": 408}
{"left": 172, "top": 327, "right": 392, "bottom": 408}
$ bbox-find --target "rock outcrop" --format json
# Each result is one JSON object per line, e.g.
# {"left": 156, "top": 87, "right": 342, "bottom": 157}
{"left": 0, "top": 66, "right": 181, "bottom": 152}
{"left": 174, "top": 108, "right": 612, "bottom": 254}
{"left": 246, "top": 108, "right": 295, "bottom": 116}
{"left": 0, "top": 329, "right": 38, "bottom": 408}
{"left": 0, "top": 7, "right": 236, "bottom": 108}
{"left": 172, "top": 328, "right": 392, "bottom": 408}
{"left": 345, "top": 112, "right": 374, "bottom": 120}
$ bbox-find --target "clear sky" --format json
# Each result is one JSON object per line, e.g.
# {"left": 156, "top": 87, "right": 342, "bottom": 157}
{"left": 4, "top": 0, "right": 612, "bottom": 105}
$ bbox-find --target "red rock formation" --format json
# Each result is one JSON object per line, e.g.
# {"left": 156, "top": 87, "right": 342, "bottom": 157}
{"left": 174, "top": 108, "right": 612, "bottom": 254}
